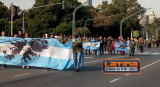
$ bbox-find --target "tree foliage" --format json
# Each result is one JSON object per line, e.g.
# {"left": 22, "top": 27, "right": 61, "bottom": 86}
{"left": 0, "top": 0, "right": 154, "bottom": 38}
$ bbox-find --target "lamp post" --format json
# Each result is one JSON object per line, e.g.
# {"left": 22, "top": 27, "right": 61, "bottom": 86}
{"left": 72, "top": 0, "right": 91, "bottom": 35}
{"left": 155, "top": 27, "right": 160, "bottom": 39}
{"left": 120, "top": 8, "right": 151, "bottom": 37}
{"left": 10, "top": 3, "right": 14, "bottom": 37}
{"left": 84, "top": 17, "right": 105, "bottom": 27}
{"left": 22, "top": 0, "right": 65, "bottom": 34}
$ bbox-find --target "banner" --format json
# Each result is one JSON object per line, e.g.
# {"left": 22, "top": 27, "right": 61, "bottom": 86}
{"left": 83, "top": 42, "right": 100, "bottom": 55}
{"left": 0, "top": 37, "right": 74, "bottom": 70}
{"left": 114, "top": 42, "right": 130, "bottom": 52}
{"left": 83, "top": 42, "right": 100, "bottom": 50}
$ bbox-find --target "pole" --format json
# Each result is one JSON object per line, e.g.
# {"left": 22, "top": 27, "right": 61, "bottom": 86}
{"left": 22, "top": 2, "right": 65, "bottom": 34}
{"left": 84, "top": 17, "right": 105, "bottom": 27}
{"left": 155, "top": 27, "right": 160, "bottom": 39}
{"left": 11, "top": 3, "right": 14, "bottom": 37}
{"left": 146, "top": 31, "right": 148, "bottom": 40}
{"left": 5, "top": 19, "right": 6, "bottom": 32}
{"left": 72, "top": 0, "right": 90, "bottom": 35}
{"left": 23, "top": 11, "right": 25, "bottom": 34}
{"left": 85, "top": 19, "right": 93, "bottom": 28}
{"left": 131, "top": 28, "right": 133, "bottom": 39}
{"left": 119, "top": 8, "right": 151, "bottom": 37}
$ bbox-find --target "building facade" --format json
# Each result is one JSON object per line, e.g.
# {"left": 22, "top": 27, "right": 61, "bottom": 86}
{"left": 81, "top": 0, "right": 92, "bottom": 6}
{"left": 148, "top": 11, "right": 157, "bottom": 24}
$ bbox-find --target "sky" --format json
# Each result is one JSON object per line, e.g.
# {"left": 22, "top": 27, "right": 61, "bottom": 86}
{"left": 0, "top": 0, "right": 160, "bottom": 17}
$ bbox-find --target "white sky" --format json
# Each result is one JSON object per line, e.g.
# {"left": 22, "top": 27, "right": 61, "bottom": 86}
{"left": 0, "top": 0, "right": 159, "bottom": 17}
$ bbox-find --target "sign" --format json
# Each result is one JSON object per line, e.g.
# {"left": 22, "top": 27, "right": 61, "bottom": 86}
{"left": 102, "top": 59, "right": 141, "bottom": 74}
{"left": 133, "top": 30, "right": 139, "bottom": 37}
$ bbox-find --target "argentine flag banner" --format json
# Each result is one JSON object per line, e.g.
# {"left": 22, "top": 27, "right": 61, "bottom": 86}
{"left": 0, "top": 37, "right": 73, "bottom": 70}
{"left": 83, "top": 42, "right": 101, "bottom": 55}
{"left": 114, "top": 42, "right": 130, "bottom": 52}
{"left": 83, "top": 42, "right": 100, "bottom": 50}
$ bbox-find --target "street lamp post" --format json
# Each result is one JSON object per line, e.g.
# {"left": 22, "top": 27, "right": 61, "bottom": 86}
{"left": 84, "top": 17, "right": 105, "bottom": 27}
{"left": 10, "top": 3, "right": 14, "bottom": 37}
{"left": 120, "top": 8, "right": 151, "bottom": 37}
{"left": 155, "top": 27, "right": 160, "bottom": 39}
{"left": 72, "top": 0, "right": 91, "bottom": 35}
{"left": 22, "top": 0, "right": 65, "bottom": 34}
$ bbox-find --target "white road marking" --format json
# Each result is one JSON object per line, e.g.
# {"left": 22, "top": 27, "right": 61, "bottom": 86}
{"left": 110, "top": 59, "right": 160, "bottom": 83}
{"left": 125, "top": 74, "right": 130, "bottom": 76}
{"left": 152, "top": 53, "right": 158, "bottom": 54}
{"left": 84, "top": 56, "right": 131, "bottom": 64}
{"left": 13, "top": 73, "right": 30, "bottom": 77}
{"left": 141, "top": 59, "right": 160, "bottom": 70}
{"left": 85, "top": 60, "right": 102, "bottom": 64}
{"left": 85, "top": 57, "right": 94, "bottom": 59}
{"left": 110, "top": 77, "right": 122, "bottom": 83}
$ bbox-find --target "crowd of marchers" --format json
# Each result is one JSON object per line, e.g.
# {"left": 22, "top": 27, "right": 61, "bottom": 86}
{"left": 0, "top": 29, "right": 160, "bottom": 72}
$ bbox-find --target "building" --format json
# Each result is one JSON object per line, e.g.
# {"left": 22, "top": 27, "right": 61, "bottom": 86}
{"left": 81, "top": 0, "right": 92, "bottom": 6}
{"left": 148, "top": 11, "right": 157, "bottom": 24}
{"left": 93, "top": 4, "right": 102, "bottom": 9}
{"left": 140, "top": 14, "right": 149, "bottom": 26}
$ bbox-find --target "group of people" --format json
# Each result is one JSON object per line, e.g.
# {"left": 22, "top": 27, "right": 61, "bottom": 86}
{"left": 83, "top": 36, "right": 116, "bottom": 55}
{"left": 0, "top": 29, "right": 160, "bottom": 72}
{"left": 144, "top": 37, "right": 160, "bottom": 48}
{"left": 0, "top": 30, "right": 74, "bottom": 71}
{"left": 82, "top": 36, "right": 160, "bottom": 56}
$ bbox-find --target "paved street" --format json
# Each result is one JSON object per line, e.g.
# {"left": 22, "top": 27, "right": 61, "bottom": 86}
{"left": 0, "top": 47, "right": 160, "bottom": 87}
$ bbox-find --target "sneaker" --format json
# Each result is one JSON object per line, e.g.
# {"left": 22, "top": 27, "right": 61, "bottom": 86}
{"left": 26, "top": 66, "right": 30, "bottom": 69}
{"left": 22, "top": 66, "right": 25, "bottom": 69}
{"left": 76, "top": 69, "right": 80, "bottom": 72}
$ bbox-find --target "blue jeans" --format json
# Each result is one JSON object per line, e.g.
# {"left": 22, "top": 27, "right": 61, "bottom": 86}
{"left": 73, "top": 52, "right": 81, "bottom": 69}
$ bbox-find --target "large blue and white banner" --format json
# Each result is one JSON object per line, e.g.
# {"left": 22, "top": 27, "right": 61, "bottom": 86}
{"left": 83, "top": 42, "right": 100, "bottom": 50}
{"left": 0, "top": 37, "right": 73, "bottom": 70}
{"left": 83, "top": 42, "right": 100, "bottom": 55}
{"left": 114, "top": 42, "right": 130, "bottom": 52}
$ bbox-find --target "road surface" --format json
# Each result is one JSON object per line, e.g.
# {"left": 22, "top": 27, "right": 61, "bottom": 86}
{"left": 0, "top": 47, "right": 160, "bottom": 87}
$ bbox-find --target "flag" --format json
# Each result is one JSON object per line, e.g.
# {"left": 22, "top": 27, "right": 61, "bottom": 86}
{"left": 0, "top": 37, "right": 74, "bottom": 70}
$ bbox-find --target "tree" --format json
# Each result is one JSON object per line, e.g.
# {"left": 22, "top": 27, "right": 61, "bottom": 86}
{"left": 0, "top": 1, "right": 10, "bottom": 33}
{"left": 25, "top": 0, "right": 86, "bottom": 37}
{"left": 75, "top": 27, "right": 90, "bottom": 37}
{"left": 101, "top": 0, "right": 143, "bottom": 38}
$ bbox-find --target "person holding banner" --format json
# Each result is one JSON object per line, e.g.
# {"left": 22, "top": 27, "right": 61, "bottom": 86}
{"left": 99, "top": 36, "right": 104, "bottom": 55}
{"left": 138, "top": 37, "right": 144, "bottom": 53}
{"left": 103, "top": 37, "right": 107, "bottom": 53}
{"left": 156, "top": 38, "right": 160, "bottom": 48}
{"left": 50, "top": 33, "right": 55, "bottom": 39}
{"left": 107, "top": 36, "right": 112, "bottom": 54}
{"left": 110, "top": 38, "right": 115, "bottom": 55}
{"left": 73, "top": 34, "right": 83, "bottom": 72}
{"left": 58, "top": 34, "right": 65, "bottom": 44}
{"left": 17, "top": 29, "right": 24, "bottom": 38}
{"left": 134, "top": 38, "right": 138, "bottom": 53}
{"left": 67, "top": 35, "right": 72, "bottom": 42}
{"left": 0, "top": 31, "right": 7, "bottom": 69}
{"left": 22, "top": 33, "right": 30, "bottom": 69}
{"left": 84, "top": 37, "right": 90, "bottom": 55}
{"left": 130, "top": 38, "right": 136, "bottom": 56}
{"left": 148, "top": 38, "right": 151, "bottom": 48}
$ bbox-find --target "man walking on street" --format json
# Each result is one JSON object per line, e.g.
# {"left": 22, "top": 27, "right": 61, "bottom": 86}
{"left": 72, "top": 34, "right": 83, "bottom": 72}
{"left": 130, "top": 38, "right": 136, "bottom": 56}
{"left": 138, "top": 37, "right": 144, "bottom": 53}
